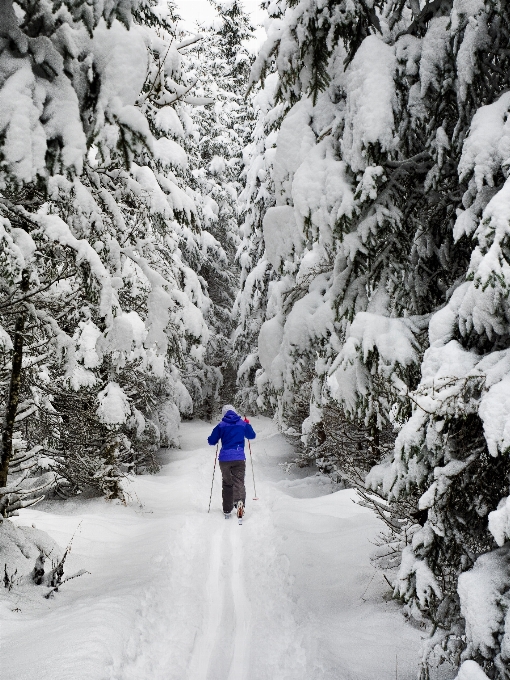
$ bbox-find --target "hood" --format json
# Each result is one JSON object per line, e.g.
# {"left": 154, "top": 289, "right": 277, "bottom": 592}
{"left": 222, "top": 410, "right": 241, "bottom": 425}
{"left": 222, "top": 403, "right": 237, "bottom": 417}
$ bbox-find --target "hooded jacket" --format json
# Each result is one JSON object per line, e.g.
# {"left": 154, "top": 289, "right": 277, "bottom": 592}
{"left": 207, "top": 411, "right": 256, "bottom": 461}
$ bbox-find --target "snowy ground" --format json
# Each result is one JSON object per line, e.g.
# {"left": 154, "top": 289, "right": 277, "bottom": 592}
{"left": 2, "top": 417, "right": 426, "bottom": 679}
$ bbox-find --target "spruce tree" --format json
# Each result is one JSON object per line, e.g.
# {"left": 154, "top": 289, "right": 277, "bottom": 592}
{"left": 0, "top": 0, "right": 219, "bottom": 507}
{"left": 236, "top": 1, "right": 510, "bottom": 677}
{"left": 233, "top": 70, "right": 285, "bottom": 413}
{"left": 184, "top": 1, "right": 256, "bottom": 416}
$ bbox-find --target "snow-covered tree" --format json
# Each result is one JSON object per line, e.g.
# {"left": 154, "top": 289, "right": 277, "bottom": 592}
{"left": 0, "top": 0, "right": 218, "bottom": 506}
{"left": 181, "top": 1, "right": 256, "bottom": 417}
{"left": 0, "top": 0, "right": 148, "bottom": 503}
{"left": 236, "top": 0, "right": 510, "bottom": 677}
{"left": 232, "top": 68, "right": 284, "bottom": 413}
{"left": 365, "top": 3, "right": 510, "bottom": 678}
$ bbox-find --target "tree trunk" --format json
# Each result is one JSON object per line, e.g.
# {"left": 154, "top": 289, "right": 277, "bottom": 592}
{"left": 316, "top": 420, "right": 326, "bottom": 446}
{"left": 0, "top": 270, "right": 29, "bottom": 488}
{"left": 369, "top": 424, "right": 380, "bottom": 466}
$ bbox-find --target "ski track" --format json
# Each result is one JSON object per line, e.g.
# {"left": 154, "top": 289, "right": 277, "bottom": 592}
{"left": 190, "top": 518, "right": 252, "bottom": 680}
{"left": 227, "top": 525, "right": 251, "bottom": 680}
{"left": 188, "top": 526, "right": 224, "bottom": 680}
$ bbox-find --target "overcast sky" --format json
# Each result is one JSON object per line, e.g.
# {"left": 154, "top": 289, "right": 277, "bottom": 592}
{"left": 175, "top": 1, "right": 267, "bottom": 49}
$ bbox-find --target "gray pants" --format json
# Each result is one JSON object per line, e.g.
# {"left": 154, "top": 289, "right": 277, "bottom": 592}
{"left": 219, "top": 460, "right": 246, "bottom": 513}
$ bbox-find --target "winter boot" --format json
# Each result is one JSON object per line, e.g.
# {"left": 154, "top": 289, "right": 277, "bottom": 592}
{"left": 236, "top": 500, "right": 244, "bottom": 524}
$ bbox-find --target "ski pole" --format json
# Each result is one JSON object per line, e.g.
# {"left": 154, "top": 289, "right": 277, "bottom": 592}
{"left": 208, "top": 445, "right": 218, "bottom": 513}
{"left": 248, "top": 440, "right": 258, "bottom": 500}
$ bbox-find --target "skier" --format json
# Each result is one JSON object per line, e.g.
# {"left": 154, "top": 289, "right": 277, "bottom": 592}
{"left": 208, "top": 405, "right": 256, "bottom": 520}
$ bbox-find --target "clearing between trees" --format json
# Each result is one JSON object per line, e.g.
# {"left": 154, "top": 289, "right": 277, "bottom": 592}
{"left": 2, "top": 418, "right": 422, "bottom": 680}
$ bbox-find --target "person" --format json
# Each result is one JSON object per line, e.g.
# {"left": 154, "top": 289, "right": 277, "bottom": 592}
{"left": 208, "top": 405, "right": 256, "bottom": 519}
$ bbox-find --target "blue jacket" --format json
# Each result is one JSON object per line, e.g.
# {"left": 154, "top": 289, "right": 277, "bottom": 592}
{"left": 208, "top": 411, "right": 256, "bottom": 461}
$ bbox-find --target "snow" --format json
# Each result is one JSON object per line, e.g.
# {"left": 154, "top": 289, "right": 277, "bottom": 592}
{"left": 337, "top": 313, "right": 418, "bottom": 370}
{"left": 458, "top": 91, "right": 510, "bottom": 190}
{"left": 43, "top": 73, "right": 87, "bottom": 174}
{"left": 342, "top": 35, "right": 397, "bottom": 173}
{"left": 0, "top": 520, "right": 61, "bottom": 582}
{"left": 472, "top": 176, "right": 510, "bottom": 290}
{"left": 292, "top": 138, "right": 354, "bottom": 245}
{"left": 37, "top": 212, "right": 114, "bottom": 318}
{"left": 130, "top": 164, "right": 173, "bottom": 218}
{"left": 154, "top": 107, "right": 185, "bottom": 137}
{"left": 396, "top": 35, "right": 421, "bottom": 78}
{"left": 2, "top": 418, "right": 422, "bottom": 680}
{"left": 10, "top": 227, "right": 36, "bottom": 263}
{"left": 453, "top": 207, "right": 479, "bottom": 242}
{"left": 105, "top": 311, "right": 147, "bottom": 360}
{"left": 457, "top": 546, "right": 510, "bottom": 662}
{"left": 91, "top": 20, "right": 148, "bottom": 110}
{"left": 455, "top": 661, "right": 490, "bottom": 680}
{"left": 0, "top": 59, "right": 48, "bottom": 182}
{"left": 154, "top": 137, "right": 188, "bottom": 169}
{"left": 270, "top": 277, "right": 334, "bottom": 394}
{"left": 209, "top": 155, "right": 226, "bottom": 175}
{"left": 328, "top": 312, "right": 420, "bottom": 414}
{"left": 96, "top": 382, "right": 131, "bottom": 426}
{"left": 258, "top": 313, "right": 284, "bottom": 381}
{"left": 68, "top": 365, "right": 97, "bottom": 391}
{"left": 262, "top": 205, "right": 302, "bottom": 270}
{"left": 452, "top": 0, "right": 489, "bottom": 102}
{"left": 420, "top": 340, "right": 478, "bottom": 384}
{"left": 428, "top": 292, "right": 465, "bottom": 347}
{"left": 479, "top": 373, "right": 510, "bottom": 457}
{"left": 397, "top": 546, "right": 442, "bottom": 608}
{"left": 272, "top": 99, "right": 316, "bottom": 204}
{"left": 0, "top": 323, "right": 13, "bottom": 351}
{"left": 420, "top": 17, "right": 450, "bottom": 97}
{"left": 488, "top": 496, "right": 510, "bottom": 547}
{"left": 75, "top": 320, "right": 102, "bottom": 369}
{"left": 418, "top": 457, "right": 476, "bottom": 510}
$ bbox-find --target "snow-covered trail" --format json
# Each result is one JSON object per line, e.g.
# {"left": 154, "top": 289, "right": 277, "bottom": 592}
{"left": 2, "top": 417, "right": 422, "bottom": 680}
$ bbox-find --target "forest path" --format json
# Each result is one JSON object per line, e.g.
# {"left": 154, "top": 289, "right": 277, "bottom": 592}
{"left": 2, "top": 417, "right": 423, "bottom": 680}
